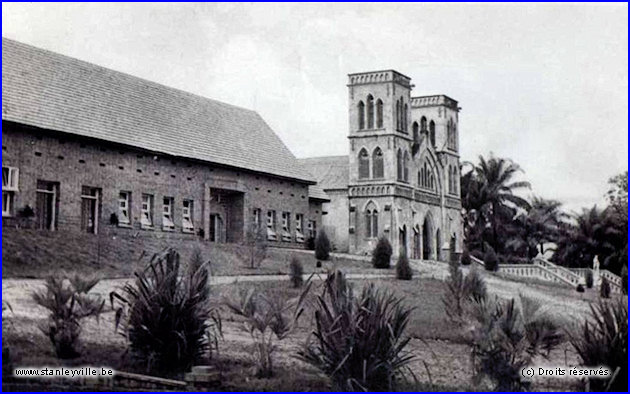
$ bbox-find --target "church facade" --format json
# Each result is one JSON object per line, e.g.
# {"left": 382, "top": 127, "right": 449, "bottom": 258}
{"left": 301, "top": 70, "right": 463, "bottom": 261}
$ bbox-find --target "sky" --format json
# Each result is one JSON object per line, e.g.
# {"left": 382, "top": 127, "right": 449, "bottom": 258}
{"left": 2, "top": 3, "right": 628, "bottom": 212}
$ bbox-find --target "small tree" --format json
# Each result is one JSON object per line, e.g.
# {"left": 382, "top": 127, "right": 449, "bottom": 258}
{"left": 483, "top": 245, "right": 499, "bottom": 272}
{"left": 33, "top": 275, "right": 105, "bottom": 359}
{"left": 225, "top": 285, "right": 310, "bottom": 378}
{"left": 314, "top": 229, "right": 331, "bottom": 261}
{"left": 395, "top": 249, "right": 413, "bottom": 280}
{"left": 461, "top": 248, "right": 472, "bottom": 266}
{"left": 600, "top": 277, "right": 611, "bottom": 299}
{"left": 585, "top": 270, "right": 594, "bottom": 289}
{"left": 289, "top": 257, "right": 304, "bottom": 288}
{"left": 244, "top": 223, "right": 268, "bottom": 269}
{"left": 372, "top": 236, "right": 393, "bottom": 269}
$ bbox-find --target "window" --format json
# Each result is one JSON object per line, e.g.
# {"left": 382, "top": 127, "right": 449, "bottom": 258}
{"left": 357, "top": 101, "right": 365, "bottom": 130}
{"left": 2, "top": 166, "right": 18, "bottom": 217}
{"left": 366, "top": 95, "right": 374, "bottom": 129}
{"left": 307, "top": 220, "right": 317, "bottom": 239}
{"left": 162, "top": 197, "right": 175, "bottom": 230}
{"left": 396, "top": 99, "right": 401, "bottom": 130}
{"left": 118, "top": 192, "right": 131, "bottom": 225}
{"left": 372, "top": 147, "right": 384, "bottom": 178}
{"left": 403, "top": 151, "right": 410, "bottom": 182}
{"left": 36, "top": 181, "right": 59, "bottom": 231}
{"left": 182, "top": 200, "right": 194, "bottom": 233}
{"left": 403, "top": 103, "right": 408, "bottom": 132}
{"left": 397, "top": 149, "right": 403, "bottom": 181}
{"left": 420, "top": 116, "right": 427, "bottom": 133}
{"left": 295, "top": 213, "right": 304, "bottom": 243}
{"left": 267, "top": 210, "right": 277, "bottom": 240}
{"left": 365, "top": 202, "right": 378, "bottom": 238}
{"left": 358, "top": 149, "right": 370, "bottom": 179}
{"left": 412, "top": 122, "right": 419, "bottom": 143}
{"left": 429, "top": 120, "right": 436, "bottom": 147}
{"left": 141, "top": 194, "right": 154, "bottom": 228}
{"left": 420, "top": 161, "right": 436, "bottom": 192}
{"left": 281, "top": 211, "right": 291, "bottom": 241}
{"left": 252, "top": 208, "right": 261, "bottom": 227}
{"left": 81, "top": 186, "right": 101, "bottom": 234}
{"left": 376, "top": 99, "right": 383, "bottom": 128}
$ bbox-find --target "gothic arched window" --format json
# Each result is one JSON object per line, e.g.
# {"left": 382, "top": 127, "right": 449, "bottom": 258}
{"left": 358, "top": 148, "right": 369, "bottom": 179}
{"left": 367, "top": 95, "right": 375, "bottom": 129}
{"left": 372, "top": 147, "right": 384, "bottom": 178}
{"left": 403, "top": 151, "right": 410, "bottom": 182}
{"left": 412, "top": 122, "right": 419, "bottom": 143}
{"left": 397, "top": 149, "right": 403, "bottom": 181}
{"left": 420, "top": 116, "right": 427, "bottom": 133}
{"left": 376, "top": 99, "right": 383, "bottom": 128}
{"left": 357, "top": 101, "right": 365, "bottom": 130}
{"left": 429, "top": 120, "right": 436, "bottom": 147}
{"left": 395, "top": 100, "right": 401, "bottom": 130}
{"left": 365, "top": 202, "right": 379, "bottom": 238}
{"left": 403, "top": 103, "right": 408, "bottom": 132}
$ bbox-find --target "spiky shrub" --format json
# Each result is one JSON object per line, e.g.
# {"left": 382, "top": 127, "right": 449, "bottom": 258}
{"left": 289, "top": 257, "right": 304, "bottom": 288}
{"left": 315, "top": 229, "right": 331, "bottom": 261}
{"left": 461, "top": 248, "right": 472, "bottom": 266}
{"left": 464, "top": 266, "right": 487, "bottom": 304}
{"left": 244, "top": 223, "right": 268, "bottom": 268}
{"left": 483, "top": 246, "right": 499, "bottom": 272}
{"left": 225, "top": 285, "right": 310, "bottom": 378}
{"left": 470, "top": 295, "right": 563, "bottom": 391}
{"left": 110, "top": 248, "right": 222, "bottom": 374}
{"left": 32, "top": 275, "right": 105, "bottom": 359}
{"left": 585, "top": 270, "right": 594, "bottom": 289}
{"left": 568, "top": 298, "right": 627, "bottom": 391}
{"left": 372, "top": 236, "right": 393, "bottom": 269}
{"left": 443, "top": 256, "right": 466, "bottom": 324}
{"left": 600, "top": 277, "right": 611, "bottom": 299}
{"left": 395, "top": 249, "right": 413, "bottom": 280}
{"left": 299, "top": 270, "right": 415, "bottom": 391}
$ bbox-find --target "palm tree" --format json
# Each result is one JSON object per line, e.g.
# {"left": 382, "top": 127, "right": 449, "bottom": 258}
{"left": 463, "top": 154, "right": 531, "bottom": 253}
{"left": 553, "top": 206, "right": 621, "bottom": 270}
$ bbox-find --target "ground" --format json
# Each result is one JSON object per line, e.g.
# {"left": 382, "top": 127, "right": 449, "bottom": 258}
{"left": 3, "top": 248, "right": 607, "bottom": 391}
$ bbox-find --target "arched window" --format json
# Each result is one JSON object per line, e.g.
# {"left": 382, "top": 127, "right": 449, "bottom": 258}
{"left": 448, "top": 165, "right": 453, "bottom": 193}
{"left": 453, "top": 166, "right": 459, "bottom": 194}
{"left": 358, "top": 149, "right": 369, "bottom": 179}
{"left": 357, "top": 101, "right": 365, "bottom": 130}
{"left": 367, "top": 95, "right": 375, "bottom": 129}
{"left": 395, "top": 100, "right": 401, "bottom": 130}
{"left": 365, "top": 202, "right": 378, "bottom": 238}
{"left": 372, "top": 147, "right": 384, "bottom": 178}
{"left": 376, "top": 99, "right": 383, "bottom": 128}
{"left": 403, "top": 151, "right": 410, "bottom": 182}
{"left": 397, "top": 149, "right": 403, "bottom": 181}
{"left": 452, "top": 122, "right": 457, "bottom": 150}
{"left": 420, "top": 160, "right": 436, "bottom": 192}
{"left": 403, "top": 103, "right": 408, "bottom": 132}
{"left": 412, "top": 122, "right": 419, "bottom": 143}
{"left": 420, "top": 116, "right": 427, "bottom": 133}
{"left": 429, "top": 120, "right": 436, "bottom": 147}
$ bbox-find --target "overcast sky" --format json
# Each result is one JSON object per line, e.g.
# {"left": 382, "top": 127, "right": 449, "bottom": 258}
{"left": 2, "top": 3, "right": 627, "bottom": 212}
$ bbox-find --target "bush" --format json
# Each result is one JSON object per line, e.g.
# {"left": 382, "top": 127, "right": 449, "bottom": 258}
{"left": 576, "top": 284, "right": 585, "bottom": 293}
{"left": 483, "top": 245, "right": 499, "bottom": 272}
{"left": 471, "top": 296, "right": 563, "bottom": 391}
{"left": 33, "top": 275, "right": 105, "bottom": 359}
{"left": 600, "top": 277, "right": 611, "bottom": 299}
{"left": 460, "top": 249, "right": 472, "bottom": 266}
{"left": 314, "top": 230, "right": 331, "bottom": 261}
{"left": 372, "top": 236, "right": 393, "bottom": 269}
{"left": 17, "top": 204, "right": 34, "bottom": 218}
{"left": 299, "top": 270, "right": 415, "bottom": 391}
{"left": 110, "top": 248, "right": 221, "bottom": 374}
{"left": 443, "top": 258, "right": 487, "bottom": 324}
{"left": 289, "top": 257, "right": 304, "bottom": 288}
{"left": 305, "top": 236, "right": 315, "bottom": 251}
{"left": 395, "top": 249, "right": 413, "bottom": 280}
{"left": 568, "top": 299, "right": 627, "bottom": 391}
{"left": 622, "top": 265, "right": 628, "bottom": 295}
{"left": 316, "top": 260, "right": 322, "bottom": 268}
{"left": 225, "top": 285, "right": 310, "bottom": 378}
{"left": 244, "top": 223, "right": 268, "bottom": 268}
{"left": 464, "top": 267, "right": 487, "bottom": 304}
{"left": 585, "top": 270, "right": 594, "bottom": 289}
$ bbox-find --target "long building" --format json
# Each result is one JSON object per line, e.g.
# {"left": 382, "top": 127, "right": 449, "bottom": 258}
{"left": 2, "top": 38, "right": 328, "bottom": 245}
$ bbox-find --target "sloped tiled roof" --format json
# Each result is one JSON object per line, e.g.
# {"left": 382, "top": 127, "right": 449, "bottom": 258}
{"left": 298, "top": 156, "right": 349, "bottom": 190}
{"left": 307, "top": 184, "right": 330, "bottom": 201}
{"left": 1, "top": 38, "right": 315, "bottom": 184}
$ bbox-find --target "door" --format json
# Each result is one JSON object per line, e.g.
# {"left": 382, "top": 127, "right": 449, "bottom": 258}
{"left": 209, "top": 214, "right": 223, "bottom": 242}
{"left": 36, "top": 181, "right": 58, "bottom": 231}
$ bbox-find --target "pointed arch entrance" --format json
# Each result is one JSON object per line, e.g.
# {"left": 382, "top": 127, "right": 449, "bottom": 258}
{"left": 399, "top": 224, "right": 407, "bottom": 256}
{"left": 422, "top": 214, "right": 434, "bottom": 260}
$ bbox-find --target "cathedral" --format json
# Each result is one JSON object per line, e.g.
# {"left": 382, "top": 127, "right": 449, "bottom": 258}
{"left": 301, "top": 70, "right": 463, "bottom": 261}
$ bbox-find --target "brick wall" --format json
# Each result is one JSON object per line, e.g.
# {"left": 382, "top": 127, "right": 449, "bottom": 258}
{"left": 2, "top": 122, "right": 321, "bottom": 248}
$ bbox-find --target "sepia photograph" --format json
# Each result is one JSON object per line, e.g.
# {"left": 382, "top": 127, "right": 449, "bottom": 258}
{"left": 1, "top": 2, "right": 627, "bottom": 392}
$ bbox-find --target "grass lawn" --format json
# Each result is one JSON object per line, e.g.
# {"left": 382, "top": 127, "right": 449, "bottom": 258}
{"left": 2, "top": 274, "right": 584, "bottom": 391}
